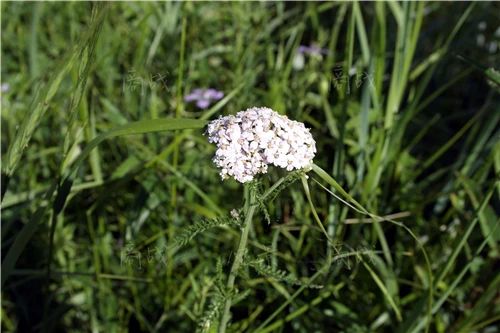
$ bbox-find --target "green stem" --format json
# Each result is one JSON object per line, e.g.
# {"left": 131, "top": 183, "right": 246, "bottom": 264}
{"left": 219, "top": 185, "right": 257, "bottom": 333}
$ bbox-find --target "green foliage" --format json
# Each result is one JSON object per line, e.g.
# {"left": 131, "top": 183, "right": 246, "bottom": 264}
{"left": 1, "top": 2, "right": 499, "bottom": 333}
{"left": 174, "top": 215, "right": 241, "bottom": 248}
{"left": 246, "top": 257, "right": 323, "bottom": 289}
{"left": 197, "top": 259, "right": 226, "bottom": 333}
{"left": 250, "top": 171, "right": 304, "bottom": 225}
{"left": 2, "top": 3, "right": 108, "bottom": 178}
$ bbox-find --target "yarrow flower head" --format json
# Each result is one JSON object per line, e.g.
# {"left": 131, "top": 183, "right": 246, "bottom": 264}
{"left": 206, "top": 107, "right": 316, "bottom": 183}
{"left": 185, "top": 88, "right": 224, "bottom": 109}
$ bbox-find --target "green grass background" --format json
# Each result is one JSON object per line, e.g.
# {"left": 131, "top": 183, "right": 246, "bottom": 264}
{"left": 1, "top": 2, "right": 499, "bottom": 332}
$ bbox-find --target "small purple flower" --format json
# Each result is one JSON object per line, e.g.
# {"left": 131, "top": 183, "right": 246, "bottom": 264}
{"left": 297, "top": 45, "right": 329, "bottom": 56}
{"left": 185, "top": 88, "right": 224, "bottom": 109}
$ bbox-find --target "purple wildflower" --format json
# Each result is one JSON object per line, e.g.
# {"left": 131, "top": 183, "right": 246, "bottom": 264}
{"left": 185, "top": 88, "right": 224, "bottom": 109}
{"left": 297, "top": 45, "right": 329, "bottom": 56}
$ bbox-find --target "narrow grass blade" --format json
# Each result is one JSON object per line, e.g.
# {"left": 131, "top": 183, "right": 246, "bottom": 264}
{"left": 64, "top": 118, "right": 207, "bottom": 180}
{"left": 353, "top": 2, "right": 370, "bottom": 65}
{"left": 1, "top": 184, "right": 56, "bottom": 287}
{"left": 2, "top": 118, "right": 206, "bottom": 288}
{"left": 301, "top": 175, "right": 333, "bottom": 244}
{"left": 434, "top": 182, "right": 497, "bottom": 285}
{"left": 407, "top": 216, "right": 499, "bottom": 333}
{"left": 312, "top": 164, "right": 434, "bottom": 333}
{"left": 2, "top": 3, "right": 108, "bottom": 178}
{"left": 362, "top": 260, "right": 402, "bottom": 322}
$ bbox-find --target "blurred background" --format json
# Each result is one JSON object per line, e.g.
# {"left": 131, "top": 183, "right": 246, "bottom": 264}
{"left": 1, "top": 2, "right": 499, "bottom": 332}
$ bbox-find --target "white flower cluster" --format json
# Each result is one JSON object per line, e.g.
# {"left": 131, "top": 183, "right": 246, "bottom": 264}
{"left": 206, "top": 107, "right": 316, "bottom": 183}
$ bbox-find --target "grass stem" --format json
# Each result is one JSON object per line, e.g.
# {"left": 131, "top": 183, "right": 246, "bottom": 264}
{"left": 219, "top": 185, "right": 257, "bottom": 333}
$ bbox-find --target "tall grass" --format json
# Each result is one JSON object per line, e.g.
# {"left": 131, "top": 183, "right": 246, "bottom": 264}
{"left": 1, "top": 2, "right": 498, "bottom": 332}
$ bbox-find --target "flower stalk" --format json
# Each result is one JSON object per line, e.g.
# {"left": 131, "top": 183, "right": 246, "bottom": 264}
{"left": 218, "top": 185, "right": 257, "bottom": 333}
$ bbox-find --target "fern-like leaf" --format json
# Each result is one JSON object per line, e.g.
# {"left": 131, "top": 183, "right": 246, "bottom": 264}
{"left": 246, "top": 257, "right": 323, "bottom": 289}
{"left": 174, "top": 215, "right": 240, "bottom": 248}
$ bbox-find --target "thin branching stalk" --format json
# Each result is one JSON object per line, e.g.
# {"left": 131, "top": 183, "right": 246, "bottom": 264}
{"left": 219, "top": 185, "right": 257, "bottom": 333}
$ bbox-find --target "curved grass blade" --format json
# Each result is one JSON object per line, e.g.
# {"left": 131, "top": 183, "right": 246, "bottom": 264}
{"left": 63, "top": 118, "right": 207, "bottom": 180}
{"left": 311, "top": 163, "right": 434, "bottom": 332}
{"left": 2, "top": 118, "right": 206, "bottom": 288}
{"left": 301, "top": 175, "right": 334, "bottom": 244}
